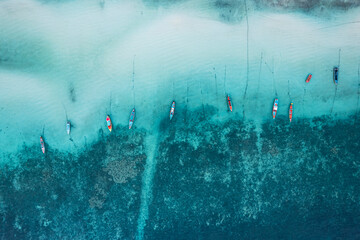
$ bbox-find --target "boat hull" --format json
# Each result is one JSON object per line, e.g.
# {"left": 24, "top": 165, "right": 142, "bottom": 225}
{"left": 129, "top": 109, "right": 135, "bottom": 129}
{"left": 289, "top": 103, "right": 293, "bottom": 122}
{"left": 106, "top": 115, "right": 112, "bottom": 132}
{"left": 306, "top": 74, "right": 312, "bottom": 83}
{"left": 272, "top": 99, "right": 278, "bottom": 119}
{"left": 66, "top": 121, "right": 71, "bottom": 135}
{"left": 40, "top": 137, "right": 45, "bottom": 154}
{"left": 333, "top": 67, "right": 338, "bottom": 85}
{"left": 227, "top": 95, "right": 232, "bottom": 112}
{"left": 170, "top": 101, "right": 175, "bottom": 120}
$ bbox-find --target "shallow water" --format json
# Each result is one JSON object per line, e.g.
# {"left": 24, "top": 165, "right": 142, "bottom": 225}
{"left": 0, "top": 0, "right": 360, "bottom": 239}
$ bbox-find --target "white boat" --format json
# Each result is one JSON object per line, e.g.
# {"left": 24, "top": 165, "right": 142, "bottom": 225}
{"left": 40, "top": 136, "right": 45, "bottom": 154}
{"left": 66, "top": 121, "right": 71, "bottom": 135}
{"left": 129, "top": 108, "right": 135, "bottom": 129}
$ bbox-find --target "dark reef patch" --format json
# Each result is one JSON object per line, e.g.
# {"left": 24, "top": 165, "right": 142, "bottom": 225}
{"left": 0, "top": 127, "right": 146, "bottom": 239}
{"left": 252, "top": 0, "right": 321, "bottom": 11}
{"left": 214, "top": 0, "right": 245, "bottom": 22}
{"left": 145, "top": 114, "right": 360, "bottom": 239}
{"left": 217, "top": 0, "right": 360, "bottom": 11}
{"left": 140, "top": 0, "right": 360, "bottom": 23}
{"left": 141, "top": 0, "right": 186, "bottom": 8}
{"left": 1, "top": 113, "right": 360, "bottom": 239}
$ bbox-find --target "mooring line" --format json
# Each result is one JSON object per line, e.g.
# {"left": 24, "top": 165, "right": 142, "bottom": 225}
{"left": 243, "top": 0, "right": 250, "bottom": 100}
{"left": 355, "top": 63, "right": 360, "bottom": 124}
{"left": 132, "top": 55, "right": 136, "bottom": 107}
{"left": 214, "top": 67, "right": 219, "bottom": 116}
{"left": 199, "top": 78, "right": 205, "bottom": 118}
{"left": 223, "top": 65, "right": 227, "bottom": 95}
{"left": 330, "top": 86, "right": 337, "bottom": 115}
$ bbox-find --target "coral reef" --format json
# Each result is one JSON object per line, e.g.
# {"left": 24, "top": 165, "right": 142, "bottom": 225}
{"left": 1, "top": 127, "right": 146, "bottom": 239}
{"left": 104, "top": 159, "right": 139, "bottom": 184}
{"left": 146, "top": 113, "right": 360, "bottom": 239}
{"left": 1, "top": 111, "right": 359, "bottom": 239}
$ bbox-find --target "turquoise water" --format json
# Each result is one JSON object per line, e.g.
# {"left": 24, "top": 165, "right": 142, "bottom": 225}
{"left": 1, "top": 0, "right": 360, "bottom": 239}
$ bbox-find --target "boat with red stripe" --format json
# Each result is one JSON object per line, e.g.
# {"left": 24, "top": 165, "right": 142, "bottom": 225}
{"left": 227, "top": 95, "right": 232, "bottom": 112}
{"left": 272, "top": 98, "right": 278, "bottom": 119}
{"left": 106, "top": 115, "right": 112, "bottom": 132}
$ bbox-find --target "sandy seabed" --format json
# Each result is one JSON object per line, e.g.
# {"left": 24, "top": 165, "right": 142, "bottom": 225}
{"left": 0, "top": 0, "right": 360, "bottom": 239}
